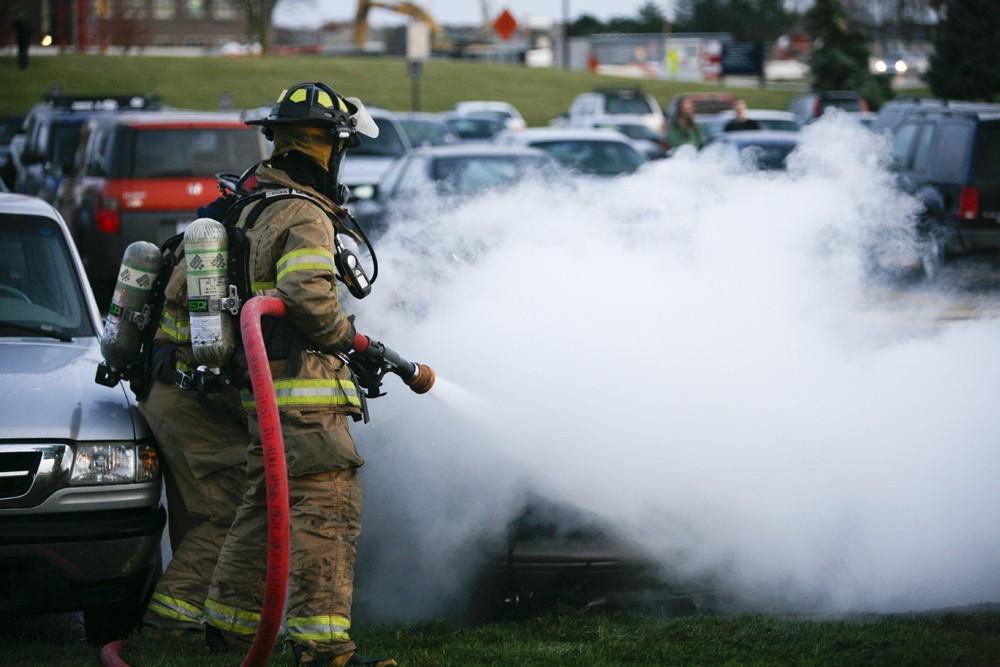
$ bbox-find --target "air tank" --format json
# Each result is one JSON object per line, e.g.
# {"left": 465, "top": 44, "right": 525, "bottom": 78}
{"left": 185, "top": 217, "right": 236, "bottom": 368}
{"left": 100, "top": 241, "right": 163, "bottom": 370}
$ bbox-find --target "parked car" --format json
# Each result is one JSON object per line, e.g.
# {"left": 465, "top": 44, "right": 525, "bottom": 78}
{"left": 583, "top": 114, "right": 667, "bottom": 160}
{"left": 442, "top": 112, "right": 510, "bottom": 143}
{"left": 453, "top": 101, "right": 526, "bottom": 131}
{"left": 883, "top": 102, "right": 1000, "bottom": 279}
{"left": 58, "top": 110, "right": 267, "bottom": 306}
{"left": 868, "top": 98, "right": 999, "bottom": 135}
{"left": 664, "top": 93, "right": 737, "bottom": 120}
{"left": 0, "top": 193, "right": 164, "bottom": 643}
{"left": 476, "top": 497, "right": 712, "bottom": 617}
{"left": 698, "top": 109, "right": 800, "bottom": 141}
{"left": 494, "top": 128, "right": 647, "bottom": 177}
{"left": 13, "top": 95, "right": 160, "bottom": 204}
{"left": 788, "top": 90, "right": 869, "bottom": 126}
{"left": 396, "top": 112, "right": 459, "bottom": 148}
{"left": 0, "top": 115, "right": 24, "bottom": 169}
{"left": 341, "top": 106, "right": 412, "bottom": 199}
{"left": 350, "top": 144, "right": 557, "bottom": 238}
{"left": 562, "top": 88, "right": 665, "bottom": 137}
{"left": 702, "top": 130, "right": 800, "bottom": 171}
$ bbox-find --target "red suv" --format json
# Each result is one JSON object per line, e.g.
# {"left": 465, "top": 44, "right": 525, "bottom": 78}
{"left": 58, "top": 111, "right": 267, "bottom": 305}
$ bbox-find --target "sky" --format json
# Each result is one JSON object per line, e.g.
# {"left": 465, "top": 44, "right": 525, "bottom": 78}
{"left": 273, "top": 0, "right": 667, "bottom": 29}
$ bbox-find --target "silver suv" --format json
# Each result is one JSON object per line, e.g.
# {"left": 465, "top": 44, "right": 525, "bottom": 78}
{"left": 0, "top": 193, "right": 164, "bottom": 643}
{"left": 562, "top": 88, "right": 665, "bottom": 137}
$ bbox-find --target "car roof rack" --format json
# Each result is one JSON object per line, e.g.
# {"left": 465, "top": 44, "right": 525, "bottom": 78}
{"left": 43, "top": 94, "right": 161, "bottom": 112}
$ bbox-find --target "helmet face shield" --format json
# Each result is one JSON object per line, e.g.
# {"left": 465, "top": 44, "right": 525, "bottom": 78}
{"left": 345, "top": 96, "right": 379, "bottom": 139}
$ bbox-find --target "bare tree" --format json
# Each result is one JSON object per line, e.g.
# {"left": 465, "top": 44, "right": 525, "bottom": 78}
{"left": 243, "top": 0, "right": 279, "bottom": 52}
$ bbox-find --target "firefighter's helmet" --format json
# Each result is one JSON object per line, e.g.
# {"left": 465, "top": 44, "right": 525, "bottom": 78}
{"left": 246, "top": 82, "right": 378, "bottom": 146}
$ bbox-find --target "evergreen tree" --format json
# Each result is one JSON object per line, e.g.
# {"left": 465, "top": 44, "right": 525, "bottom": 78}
{"left": 674, "top": 0, "right": 792, "bottom": 41}
{"left": 805, "top": 0, "right": 892, "bottom": 105}
{"left": 926, "top": 0, "right": 1000, "bottom": 101}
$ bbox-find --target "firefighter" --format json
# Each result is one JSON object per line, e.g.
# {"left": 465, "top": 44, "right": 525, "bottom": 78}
{"left": 202, "top": 82, "right": 395, "bottom": 667}
{"left": 136, "top": 239, "right": 251, "bottom": 637}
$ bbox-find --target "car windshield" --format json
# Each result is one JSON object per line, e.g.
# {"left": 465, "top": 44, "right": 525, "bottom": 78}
{"left": 822, "top": 97, "right": 863, "bottom": 112}
{"left": 51, "top": 122, "right": 83, "bottom": 169}
{"left": 353, "top": 118, "right": 407, "bottom": 158}
{"left": 430, "top": 155, "right": 551, "bottom": 195}
{"left": 735, "top": 142, "right": 797, "bottom": 170}
{"left": 131, "top": 128, "right": 261, "bottom": 178}
{"left": 445, "top": 116, "right": 507, "bottom": 140}
{"left": 692, "top": 99, "right": 735, "bottom": 114}
{"left": 759, "top": 119, "right": 800, "bottom": 132}
{"left": 974, "top": 122, "right": 1000, "bottom": 182}
{"left": 532, "top": 140, "right": 644, "bottom": 176}
{"left": 399, "top": 119, "right": 453, "bottom": 147}
{"left": 0, "top": 214, "right": 93, "bottom": 338}
{"left": 605, "top": 95, "right": 652, "bottom": 115}
{"left": 604, "top": 123, "right": 659, "bottom": 141}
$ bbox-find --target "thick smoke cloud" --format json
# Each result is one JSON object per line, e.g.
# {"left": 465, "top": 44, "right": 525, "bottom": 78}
{"left": 349, "top": 114, "right": 1000, "bottom": 621}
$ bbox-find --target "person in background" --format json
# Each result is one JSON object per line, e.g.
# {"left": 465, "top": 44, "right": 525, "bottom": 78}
{"left": 666, "top": 97, "right": 704, "bottom": 150}
{"left": 724, "top": 99, "right": 762, "bottom": 132}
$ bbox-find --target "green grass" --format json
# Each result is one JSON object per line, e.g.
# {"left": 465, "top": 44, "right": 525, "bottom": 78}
{"left": 0, "top": 55, "right": 801, "bottom": 125}
{"left": 3, "top": 609, "right": 1000, "bottom": 666}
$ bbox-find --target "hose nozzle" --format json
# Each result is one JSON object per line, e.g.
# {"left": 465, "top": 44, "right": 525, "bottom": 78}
{"left": 352, "top": 332, "right": 435, "bottom": 396}
{"left": 405, "top": 363, "right": 435, "bottom": 394}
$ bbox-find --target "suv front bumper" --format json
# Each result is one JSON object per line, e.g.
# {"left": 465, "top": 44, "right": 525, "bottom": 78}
{"left": 0, "top": 507, "right": 165, "bottom": 615}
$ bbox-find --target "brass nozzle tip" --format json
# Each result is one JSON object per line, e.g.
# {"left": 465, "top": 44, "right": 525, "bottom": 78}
{"left": 407, "top": 363, "right": 435, "bottom": 394}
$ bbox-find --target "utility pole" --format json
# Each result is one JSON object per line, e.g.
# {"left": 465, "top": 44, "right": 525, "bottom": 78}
{"left": 561, "top": 0, "right": 569, "bottom": 69}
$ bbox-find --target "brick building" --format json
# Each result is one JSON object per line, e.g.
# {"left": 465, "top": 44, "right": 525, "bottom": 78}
{"left": 2, "top": 0, "right": 247, "bottom": 51}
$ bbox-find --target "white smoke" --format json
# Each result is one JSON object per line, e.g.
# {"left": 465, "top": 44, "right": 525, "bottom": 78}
{"left": 349, "top": 113, "right": 1000, "bottom": 620}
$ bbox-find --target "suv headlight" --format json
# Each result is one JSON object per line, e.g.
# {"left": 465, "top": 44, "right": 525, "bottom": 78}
{"left": 71, "top": 442, "right": 160, "bottom": 485}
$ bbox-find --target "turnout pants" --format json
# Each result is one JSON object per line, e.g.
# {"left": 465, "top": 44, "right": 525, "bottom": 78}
{"left": 205, "top": 418, "right": 363, "bottom": 658}
{"left": 138, "top": 381, "right": 249, "bottom": 629}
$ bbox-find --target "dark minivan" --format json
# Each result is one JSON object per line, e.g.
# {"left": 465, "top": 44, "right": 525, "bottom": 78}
{"left": 886, "top": 102, "right": 1000, "bottom": 278}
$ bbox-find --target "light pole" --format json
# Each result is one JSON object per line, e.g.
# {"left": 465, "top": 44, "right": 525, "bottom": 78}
{"left": 561, "top": 0, "right": 569, "bottom": 69}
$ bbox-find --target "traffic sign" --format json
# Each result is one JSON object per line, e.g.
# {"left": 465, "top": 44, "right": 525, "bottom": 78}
{"left": 493, "top": 9, "right": 518, "bottom": 41}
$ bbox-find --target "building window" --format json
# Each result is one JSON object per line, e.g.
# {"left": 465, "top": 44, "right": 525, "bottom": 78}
{"left": 212, "top": 0, "right": 239, "bottom": 20}
{"left": 186, "top": 0, "right": 206, "bottom": 18}
{"left": 122, "top": 0, "right": 147, "bottom": 19}
{"left": 153, "top": 0, "right": 176, "bottom": 19}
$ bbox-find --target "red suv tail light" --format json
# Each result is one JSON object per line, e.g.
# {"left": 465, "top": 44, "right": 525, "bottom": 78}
{"left": 958, "top": 186, "right": 980, "bottom": 221}
{"left": 95, "top": 197, "right": 121, "bottom": 234}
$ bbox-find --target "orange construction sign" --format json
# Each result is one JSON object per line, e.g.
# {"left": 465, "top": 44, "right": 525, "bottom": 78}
{"left": 493, "top": 9, "right": 518, "bottom": 40}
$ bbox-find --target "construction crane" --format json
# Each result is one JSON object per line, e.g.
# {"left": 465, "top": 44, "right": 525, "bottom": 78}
{"left": 353, "top": 0, "right": 449, "bottom": 52}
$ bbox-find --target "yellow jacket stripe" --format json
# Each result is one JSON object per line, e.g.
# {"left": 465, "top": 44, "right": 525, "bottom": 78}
{"left": 252, "top": 280, "right": 277, "bottom": 293}
{"left": 147, "top": 593, "right": 203, "bottom": 624}
{"left": 286, "top": 614, "right": 351, "bottom": 642}
{"left": 276, "top": 247, "right": 336, "bottom": 282}
{"left": 158, "top": 311, "right": 191, "bottom": 342}
{"left": 240, "top": 379, "right": 361, "bottom": 410}
{"left": 204, "top": 598, "right": 260, "bottom": 635}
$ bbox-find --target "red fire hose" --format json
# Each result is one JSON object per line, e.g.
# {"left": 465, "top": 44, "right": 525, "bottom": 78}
{"left": 101, "top": 296, "right": 291, "bottom": 667}
{"left": 237, "top": 295, "right": 291, "bottom": 667}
